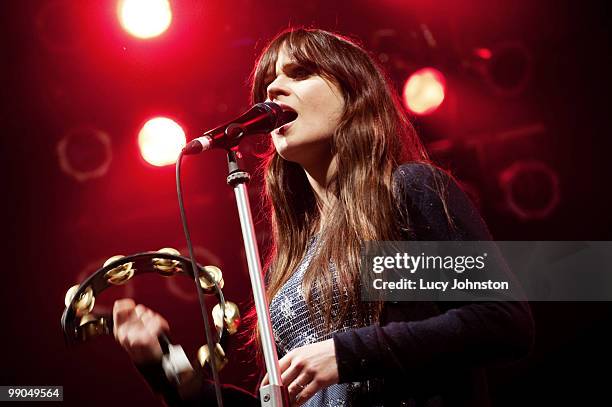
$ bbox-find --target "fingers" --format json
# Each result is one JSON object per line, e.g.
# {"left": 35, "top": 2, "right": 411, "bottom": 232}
{"left": 113, "top": 299, "right": 139, "bottom": 343}
{"left": 277, "top": 351, "right": 314, "bottom": 403}
{"left": 112, "top": 299, "right": 168, "bottom": 364}
{"left": 295, "top": 380, "right": 318, "bottom": 406}
{"left": 278, "top": 349, "right": 299, "bottom": 383}
{"left": 113, "top": 298, "right": 136, "bottom": 328}
{"left": 125, "top": 327, "right": 162, "bottom": 363}
{"left": 261, "top": 351, "right": 294, "bottom": 387}
{"left": 278, "top": 352, "right": 293, "bottom": 375}
{"left": 283, "top": 364, "right": 306, "bottom": 400}
{"left": 288, "top": 373, "right": 313, "bottom": 405}
{"left": 134, "top": 304, "right": 147, "bottom": 318}
{"left": 273, "top": 340, "right": 339, "bottom": 406}
{"left": 140, "top": 309, "right": 170, "bottom": 337}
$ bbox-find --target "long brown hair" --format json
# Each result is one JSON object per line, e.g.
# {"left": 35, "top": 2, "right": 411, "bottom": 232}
{"left": 246, "top": 28, "right": 441, "bottom": 348}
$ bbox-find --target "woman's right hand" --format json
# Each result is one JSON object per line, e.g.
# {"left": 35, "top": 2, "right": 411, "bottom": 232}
{"left": 113, "top": 298, "right": 170, "bottom": 365}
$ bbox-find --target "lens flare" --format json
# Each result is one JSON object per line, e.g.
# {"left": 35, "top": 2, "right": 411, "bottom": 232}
{"left": 138, "top": 117, "right": 186, "bottom": 166}
{"left": 118, "top": 0, "right": 172, "bottom": 39}
{"left": 403, "top": 68, "right": 446, "bottom": 116}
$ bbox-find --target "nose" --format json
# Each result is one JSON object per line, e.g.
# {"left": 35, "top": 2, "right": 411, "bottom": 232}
{"left": 266, "top": 76, "right": 290, "bottom": 102}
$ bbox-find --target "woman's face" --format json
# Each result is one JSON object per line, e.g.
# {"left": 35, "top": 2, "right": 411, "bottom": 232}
{"left": 265, "top": 48, "right": 345, "bottom": 167}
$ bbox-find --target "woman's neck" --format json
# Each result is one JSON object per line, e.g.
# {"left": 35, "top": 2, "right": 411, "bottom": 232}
{"left": 302, "top": 155, "right": 337, "bottom": 231}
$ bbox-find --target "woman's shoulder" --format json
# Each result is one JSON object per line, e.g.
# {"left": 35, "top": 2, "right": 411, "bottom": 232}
{"left": 393, "top": 161, "right": 454, "bottom": 208}
{"left": 394, "top": 161, "right": 450, "bottom": 189}
{"left": 393, "top": 161, "right": 492, "bottom": 240}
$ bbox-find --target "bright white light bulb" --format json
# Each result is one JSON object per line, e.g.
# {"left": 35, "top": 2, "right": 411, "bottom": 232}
{"left": 118, "top": 0, "right": 172, "bottom": 39}
{"left": 403, "top": 68, "right": 446, "bottom": 116}
{"left": 138, "top": 117, "right": 186, "bottom": 166}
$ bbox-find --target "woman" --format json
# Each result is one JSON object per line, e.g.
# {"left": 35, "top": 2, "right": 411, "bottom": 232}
{"left": 113, "top": 28, "right": 534, "bottom": 406}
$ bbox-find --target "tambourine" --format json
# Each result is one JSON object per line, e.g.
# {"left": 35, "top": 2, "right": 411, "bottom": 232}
{"left": 61, "top": 248, "right": 240, "bottom": 372}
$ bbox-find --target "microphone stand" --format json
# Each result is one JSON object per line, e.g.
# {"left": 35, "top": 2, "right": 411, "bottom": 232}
{"left": 225, "top": 140, "right": 289, "bottom": 407}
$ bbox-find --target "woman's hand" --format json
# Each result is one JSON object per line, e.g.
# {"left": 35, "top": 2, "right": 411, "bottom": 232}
{"left": 261, "top": 339, "right": 339, "bottom": 406}
{"left": 113, "top": 298, "right": 170, "bottom": 365}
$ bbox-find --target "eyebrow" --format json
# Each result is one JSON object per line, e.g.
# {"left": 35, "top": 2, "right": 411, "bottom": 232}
{"left": 263, "top": 61, "right": 300, "bottom": 87}
{"left": 275, "top": 61, "right": 300, "bottom": 76}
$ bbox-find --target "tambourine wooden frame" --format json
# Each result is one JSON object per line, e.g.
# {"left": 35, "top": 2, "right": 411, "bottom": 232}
{"left": 61, "top": 251, "right": 228, "bottom": 347}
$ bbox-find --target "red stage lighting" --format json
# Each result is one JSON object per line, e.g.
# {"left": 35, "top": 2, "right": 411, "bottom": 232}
{"left": 117, "top": 0, "right": 172, "bottom": 39}
{"left": 474, "top": 48, "right": 493, "bottom": 60}
{"left": 402, "top": 67, "right": 446, "bottom": 116}
{"left": 138, "top": 117, "right": 186, "bottom": 167}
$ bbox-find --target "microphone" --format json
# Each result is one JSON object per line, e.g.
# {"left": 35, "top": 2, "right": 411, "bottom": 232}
{"left": 183, "top": 102, "right": 297, "bottom": 155}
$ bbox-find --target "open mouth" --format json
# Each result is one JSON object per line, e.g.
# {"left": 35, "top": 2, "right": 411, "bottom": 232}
{"left": 279, "top": 104, "right": 298, "bottom": 122}
{"left": 279, "top": 109, "right": 298, "bottom": 124}
{"left": 276, "top": 104, "right": 298, "bottom": 134}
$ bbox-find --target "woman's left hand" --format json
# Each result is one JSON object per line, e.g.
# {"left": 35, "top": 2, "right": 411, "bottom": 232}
{"left": 261, "top": 338, "right": 339, "bottom": 406}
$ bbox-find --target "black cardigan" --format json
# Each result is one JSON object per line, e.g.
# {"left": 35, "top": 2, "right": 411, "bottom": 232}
{"left": 137, "top": 162, "right": 534, "bottom": 406}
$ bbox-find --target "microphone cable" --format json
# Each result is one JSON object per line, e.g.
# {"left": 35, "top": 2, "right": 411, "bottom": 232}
{"left": 175, "top": 150, "right": 224, "bottom": 407}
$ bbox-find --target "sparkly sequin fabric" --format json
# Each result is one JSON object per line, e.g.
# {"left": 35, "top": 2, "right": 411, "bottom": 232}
{"left": 269, "top": 236, "right": 370, "bottom": 407}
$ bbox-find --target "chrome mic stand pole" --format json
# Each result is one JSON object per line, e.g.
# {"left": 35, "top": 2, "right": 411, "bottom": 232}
{"left": 225, "top": 149, "right": 289, "bottom": 407}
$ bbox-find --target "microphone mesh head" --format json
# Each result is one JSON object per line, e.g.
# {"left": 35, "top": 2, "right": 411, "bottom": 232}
{"left": 261, "top": 102, "right": 282, "bottom": 126}
{"left": 261, "top": 102, "right": 297, "bottom": 128}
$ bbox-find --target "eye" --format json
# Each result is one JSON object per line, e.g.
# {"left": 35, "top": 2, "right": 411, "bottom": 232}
{"left": 286, "top": 65, "right": 312, "bottom": 80}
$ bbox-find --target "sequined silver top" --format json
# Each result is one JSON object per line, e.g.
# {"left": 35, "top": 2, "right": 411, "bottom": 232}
{"left": 269, "top": 236, "right": 369, "bottom": 407}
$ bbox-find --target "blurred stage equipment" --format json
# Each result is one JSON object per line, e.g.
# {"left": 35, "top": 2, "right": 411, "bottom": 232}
{"left": 499, "top": 160, "right": 560, "bottom": 220}
{"left": 57, "top": 127, "right": 113, "bottom": 182}
{"left": 472, "top": 41, "right": 533, "bottom": 97}
{"left": 371, "top": 28, "right": 404, "bottom": 65}
{"left": 61, "top": 248, "right": 240, "bottom": 382}
{"left": 370, "top": 24, "right": 437, "bottom": 70}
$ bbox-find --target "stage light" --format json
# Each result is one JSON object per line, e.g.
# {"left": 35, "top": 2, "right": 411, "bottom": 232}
{"left": 57, "top": 127, "right": 113, "bottom": 182}
{"left": 474, "top": 48, "right": 492, "bottom": 60}
{"left": 499, "top": 160, "right": 560, "bottom": 220}
{"left": 484, "top": 41, "right": 532, "bottom": 97}
{"left": 138, "top": 117, "right": 186, "bottom": 167}
{"left": 402, "top": 67, "right": 446, "bottom": 116}
{"left": 118, "top": 0, "right": 172, "bottom": 39}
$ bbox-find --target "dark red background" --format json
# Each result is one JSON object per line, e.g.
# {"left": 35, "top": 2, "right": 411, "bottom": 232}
{"left": 2, "top": 0, "right": 611, "bottom": 405}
